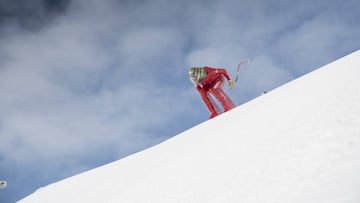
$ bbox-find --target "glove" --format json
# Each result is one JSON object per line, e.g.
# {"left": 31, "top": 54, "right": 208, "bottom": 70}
{"left": 228, "top": 80, "right": 234, "bottom": 89}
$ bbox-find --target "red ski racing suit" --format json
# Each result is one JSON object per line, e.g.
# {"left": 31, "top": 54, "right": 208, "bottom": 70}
{"left": 189, "top": 66, "right": 235, "bottom": 119}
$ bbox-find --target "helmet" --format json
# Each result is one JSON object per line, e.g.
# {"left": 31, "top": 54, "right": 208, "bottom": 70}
{"left": 189, "top": 67, "right": 206, "bottom": 84}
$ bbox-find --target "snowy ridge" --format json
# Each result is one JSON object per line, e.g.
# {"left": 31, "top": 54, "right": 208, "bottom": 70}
{"left": 19, "top": 50, "right": 360, "bottom": 203}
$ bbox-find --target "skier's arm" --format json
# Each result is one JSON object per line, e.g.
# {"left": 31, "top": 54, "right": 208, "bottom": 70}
{"left": 203, "top": 67, "right": 234, "bottom": 89}
{"left": 220, "top": 69, "right": 235, "bottom": 89}
{"left": 217, "top": 68, "right": 231, "bottom": 81}
{"left": 203, "top": 67, "right": 230, "bottom": 80}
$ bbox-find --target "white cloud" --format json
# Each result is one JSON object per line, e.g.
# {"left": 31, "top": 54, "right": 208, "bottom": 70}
{"left": 276, "top": 16, "right": 360, "bottom": 74}
{"left": 235, "top": 55, "right": 293, "bottom": 98}
{"left": 0, "top": 4, "right": 195, "bottom": 200}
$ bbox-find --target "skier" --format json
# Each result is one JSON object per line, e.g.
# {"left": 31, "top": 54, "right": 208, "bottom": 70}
{"left": 189, "top": 66, "right": 236, "bottom": 119}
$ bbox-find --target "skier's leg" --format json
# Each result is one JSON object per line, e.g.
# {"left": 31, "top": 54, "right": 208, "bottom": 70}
{"left": 207, "top": 94, "right": 221, "bottom": 118}
{"left": 199, "top": 88, "right": 221, "bottom": 118}
{"left": 213, "top": 88, "right": 235, "bottom": 111}
{"left": 210, "top": 78, "right": 235, "bottom": 112}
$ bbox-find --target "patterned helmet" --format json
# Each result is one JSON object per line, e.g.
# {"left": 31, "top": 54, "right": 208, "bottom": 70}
{"left": 189, "top": 67, "right": 206, "bottom": 84}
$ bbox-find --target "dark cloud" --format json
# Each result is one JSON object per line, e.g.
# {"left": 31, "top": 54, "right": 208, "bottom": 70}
{"left": 0, "top": 0, "right": 71, "bottom": 32}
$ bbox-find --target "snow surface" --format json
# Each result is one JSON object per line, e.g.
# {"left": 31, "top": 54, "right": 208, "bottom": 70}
{"left": 19, "top": 50, "right": 360, "bottom": 203}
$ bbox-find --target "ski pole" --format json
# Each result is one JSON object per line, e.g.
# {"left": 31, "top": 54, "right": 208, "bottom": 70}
{"left": 234, "top": 60, "right": 250, "bottom": 83}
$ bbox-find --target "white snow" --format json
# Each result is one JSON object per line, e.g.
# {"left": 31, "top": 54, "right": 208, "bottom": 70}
{"left": 19, "top": 50, "right": 360, "bottom": 203}
{"left": 0, "top": 181, "right": 7, "bottom": 189}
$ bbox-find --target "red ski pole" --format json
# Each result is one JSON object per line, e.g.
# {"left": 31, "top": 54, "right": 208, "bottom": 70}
{"left": 234, "top": 60, "right": 250, "bottom": 83}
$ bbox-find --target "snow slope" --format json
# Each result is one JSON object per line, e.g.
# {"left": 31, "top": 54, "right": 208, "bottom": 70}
{"left": 19, "top": 50, "right": 360, "bottom": 203}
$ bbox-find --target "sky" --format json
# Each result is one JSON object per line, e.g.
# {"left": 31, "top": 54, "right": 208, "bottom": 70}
{"left": 0, "top": 0, "right": 359, "bottom": 202}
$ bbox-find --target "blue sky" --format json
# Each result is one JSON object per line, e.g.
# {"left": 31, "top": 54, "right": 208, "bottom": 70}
{"left": 0, "top": 0, "right": 359, "bottom": 202}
